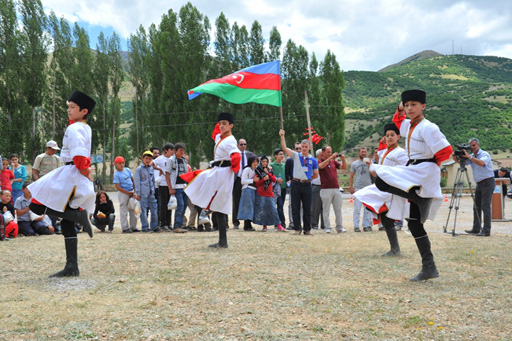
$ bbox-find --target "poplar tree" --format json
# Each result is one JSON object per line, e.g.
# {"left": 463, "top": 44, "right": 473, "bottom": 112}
{"left": 267, "top": 26, "right": 282, "bottom": 62}
{"left": 156, "top": 9, "right": 181, "bottom": 147}
{"left": 178, "top": 2, "right": 212, "bottom": 166}
{"left": 282, "top": 39, "right": 310, "bottom": 143}
{"left": 46, "top": 13, "right": 75, "bottom": 142}
{"left": 320, "top": 50, "right": 345, "bottom": 150}
{"left": 249, "top": 21, "right": 265, "bottom": 65}
{"left": 108, "top": 32, "right": 124, "bottom": 181}
{"left": 0, "top": 0, "right": 24, "bottom": 154}
{"left": 214, "top": 12, "right": 233, "bottom": 76}
{"left": 127, "top": 26, "right": 149, "bottom": 158}
{"left": 72, "top": 24, "right": 94, "bottom": 96}
{"left": 19, "top": 0, "right": 48, "bottom": 161}
{"left": 93, "top": 32, "right": 110, "bottom": 183}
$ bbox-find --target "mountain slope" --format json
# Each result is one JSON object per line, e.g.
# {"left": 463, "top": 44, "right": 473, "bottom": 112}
{"left": 379, "top": 50, "right": 443, "bottom": 72}
{"left": 342, "top": 54, "right": 512, "bottom": 153}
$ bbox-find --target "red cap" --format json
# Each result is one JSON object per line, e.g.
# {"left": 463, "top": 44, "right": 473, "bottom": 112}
{"left": 114, "top": 156, "right": 125, "bottom": 164}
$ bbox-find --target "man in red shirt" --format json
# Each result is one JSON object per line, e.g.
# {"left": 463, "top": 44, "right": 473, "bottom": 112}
{"left": 318, "top": 146, "right": 347, "bottom": 233}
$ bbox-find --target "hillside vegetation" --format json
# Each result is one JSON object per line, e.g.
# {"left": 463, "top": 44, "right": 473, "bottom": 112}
{"left": 342, "top": 52, "right": 512, "bottom": 153}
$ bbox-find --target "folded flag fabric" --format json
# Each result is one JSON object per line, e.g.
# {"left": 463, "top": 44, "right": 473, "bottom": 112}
{"left": 187, "top": 60, "right": 282, "bottom": 107}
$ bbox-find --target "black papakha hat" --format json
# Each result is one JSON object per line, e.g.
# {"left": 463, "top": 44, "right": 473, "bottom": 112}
{"left": 68, "top": 90, "right": 96, "bottom": 114}
{"left": 217, "top": 112, "right": 234, "bottom": 124}
{"left": 384, "top": 123, "right": 400, "bottom": 135}
{"left": 401, "top": 89, "right": 426, "bottom": 104}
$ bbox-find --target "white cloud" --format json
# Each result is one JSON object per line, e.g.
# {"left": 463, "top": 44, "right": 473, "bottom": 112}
{"left": 484, "top": 44, "right": 512, "bottom": 59}
{"left": 41, "top": 0, "right": 512, "bottom": 71}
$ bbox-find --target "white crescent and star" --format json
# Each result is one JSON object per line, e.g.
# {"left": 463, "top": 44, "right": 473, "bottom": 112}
{"left": 232, "top": 73, "right": 244, "bottom": 84}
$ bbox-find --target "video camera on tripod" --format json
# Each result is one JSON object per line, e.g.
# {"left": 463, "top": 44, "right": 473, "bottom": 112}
{"left": 444, "top": 143, "right": 479, "bottom": 236}
{"left": 453, "top": 143, "right": 472, "bottom": 167}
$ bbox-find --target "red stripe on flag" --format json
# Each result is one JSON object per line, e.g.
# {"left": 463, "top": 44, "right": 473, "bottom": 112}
{"left": 201, "top": 72, "right": 280, "bottom": 91}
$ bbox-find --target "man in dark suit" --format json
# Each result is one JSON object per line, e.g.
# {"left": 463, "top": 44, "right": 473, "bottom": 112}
{"left": 232, "top": 138, "right": 249, "bottom": 229}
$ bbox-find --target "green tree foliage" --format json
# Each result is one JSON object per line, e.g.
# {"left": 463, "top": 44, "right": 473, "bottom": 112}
{"left": 342, "top": 54, "right": 512, "bottom": 152}
{"left": 72, "top": 24, "right": 94, "bottom": 95}
{"left": 282, "top": 40, "right": 310, "bottom": 144}
{"left": 177, "top": 3, "right": 212, "bottom": 166}
{"left": 0, "top": 0, "right": 24, "bottom": 155}
{"left": 249, "top": 21, "right": 265, "bottom": 65}
{"left": 214, "top": 12, "right": 233, "bottom": 76}
{"left": 93, "top": 32, "right": 111, "bottom": 183}
{"left": 18, "top": 0, "right": 48, "bottom": 161}
{"left": 267, "top": 26, "right": 281, "bottom": 62}
{"left": 319, "top": 50, "right": 345, "bottom": 151}
{"left": 127, "top": 25, "right": 150, "bottom": 158}
{"left": 46, "top": 12, "right": 74, "bottom": 143}
{"left": 108, "top": 32, "right": 123, "bottom": 181}
{"left": 1, "top": 2, "right": 347, "bottom": 172}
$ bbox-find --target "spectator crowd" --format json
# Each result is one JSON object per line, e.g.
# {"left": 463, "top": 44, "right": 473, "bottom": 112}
{"left": 2, "top": 132, "right": 512, "bottom": 242}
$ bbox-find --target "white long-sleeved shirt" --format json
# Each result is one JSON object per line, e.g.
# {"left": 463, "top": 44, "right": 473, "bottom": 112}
{"left": 241, "top": 167, "right": 256, "bottom": 190}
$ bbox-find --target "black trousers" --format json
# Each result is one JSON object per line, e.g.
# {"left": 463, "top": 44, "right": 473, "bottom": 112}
{"left": 291, "top": 181, "right": 312, "bottom": 231}
{"left": 276, "top": 187, "right": 287, "bottom": 227}
{"left": 232, "top": 176, "right": 242, "bottom": 227}
{"left": 159, "top": 185, "right": 172, "bottom": 227}
{"left": 375, "top": 177, "right": 427, "bottom": 239}
{"left": 30, "top": 204, "right": 77, "bottom": 238}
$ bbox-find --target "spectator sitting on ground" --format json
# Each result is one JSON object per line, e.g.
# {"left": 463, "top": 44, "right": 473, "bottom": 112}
{"left": 15, "top": 182, "right": 55, "bottom": 236}
{"left": 1, "top": 190, "right": 18, "bottom": 238}
{"left": 91, "top": 191, "right": 116, "bottom": 233}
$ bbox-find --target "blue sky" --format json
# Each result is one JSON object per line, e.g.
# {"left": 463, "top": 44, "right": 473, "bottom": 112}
{"left": 42, "top": 0, "right": 512, "bottom": 71}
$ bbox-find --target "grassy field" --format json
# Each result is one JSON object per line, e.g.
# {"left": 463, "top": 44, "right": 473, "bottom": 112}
{"left": 1, "top": 196, "right": 512, "bottom": 340}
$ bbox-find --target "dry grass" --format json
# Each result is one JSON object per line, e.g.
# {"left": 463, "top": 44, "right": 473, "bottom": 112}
{"left": 1, "top": 196, "right": 512, "bottom": 340}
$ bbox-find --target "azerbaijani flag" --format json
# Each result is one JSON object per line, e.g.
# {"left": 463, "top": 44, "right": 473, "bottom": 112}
{"left": 187, "top": 60, "right": 282, "bottom": 107}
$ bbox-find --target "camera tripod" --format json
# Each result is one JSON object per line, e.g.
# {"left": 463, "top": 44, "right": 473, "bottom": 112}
{"left": 443, "top": 162, "right": 480, "bottom": 236}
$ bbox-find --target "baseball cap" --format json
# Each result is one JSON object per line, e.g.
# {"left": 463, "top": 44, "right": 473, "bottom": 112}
{"left": 114, "top": 156, "right": 125, "bottom": 164}
{"left": 142, "top": 150, "right": 153, "bottom": 157}
{"left": 46, "top": 140, "right": 60, "bottom": 150}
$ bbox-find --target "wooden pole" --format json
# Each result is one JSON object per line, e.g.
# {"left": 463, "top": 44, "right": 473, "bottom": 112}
{"left": 279, "top": 106, "right": 284, "bottom": 130}
{"left": 305, "top": 90, "right": 314, "bottom": 154}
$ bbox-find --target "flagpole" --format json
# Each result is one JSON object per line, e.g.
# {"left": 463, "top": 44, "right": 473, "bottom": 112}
{"left": 305, "top": 90, "right": 314, "bottom": 154}
{"left": 279, "top": 106, "right": 284, "bottom": 130}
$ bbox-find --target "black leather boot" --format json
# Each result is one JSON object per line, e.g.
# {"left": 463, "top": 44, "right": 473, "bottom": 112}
{"left": 209, "top": 212, "right": 228, "bottom": 248}
{"left": 50, "top": 237, "right": 80, "bottom": 277}
{"left": 410, "top": 235, "right": 439, "bottom": 281}
{"left": 381, "top": 215, "right": 400, "bottom": 257}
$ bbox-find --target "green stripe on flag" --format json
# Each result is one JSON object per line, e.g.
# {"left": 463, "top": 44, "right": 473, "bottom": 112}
{"left": 190, "top": 83, "right": 282, "bottom": 107}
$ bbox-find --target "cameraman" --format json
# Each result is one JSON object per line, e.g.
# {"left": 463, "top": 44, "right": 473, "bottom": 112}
{"left": 453, "top": 138, "right": 495, "bottom": 236}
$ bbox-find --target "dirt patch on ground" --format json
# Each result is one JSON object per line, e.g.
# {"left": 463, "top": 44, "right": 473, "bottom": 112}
{"left": 1, "top": 195, "right": 511, "bottom": 339}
